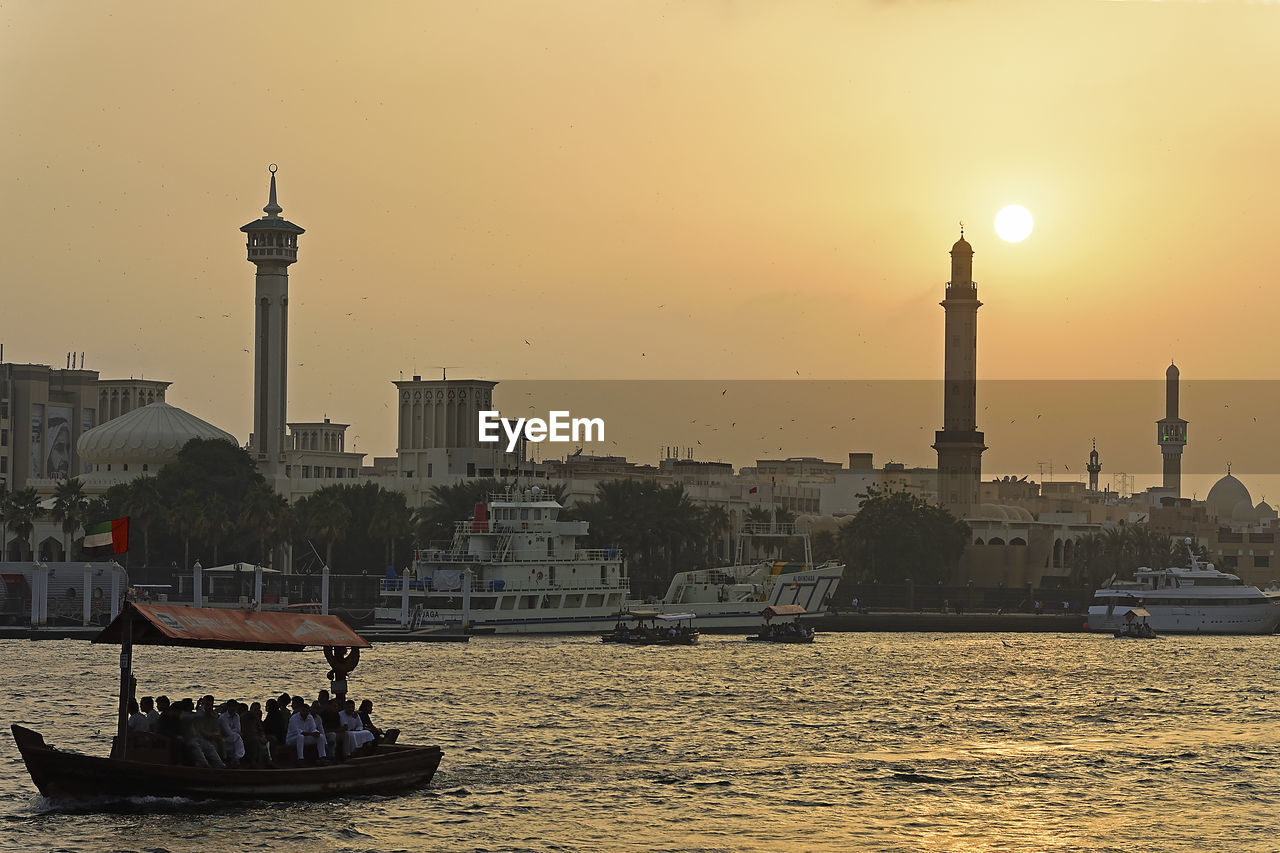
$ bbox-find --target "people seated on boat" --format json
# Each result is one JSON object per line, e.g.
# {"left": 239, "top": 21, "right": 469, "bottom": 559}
{"left": 263, "top": 697, "right": 287, "bottom": 756}
{"left": 358, "top": 699, "right": 399, "bottom": 745}
{"left": 285, "top": 696, "right": 329, "bottom": 763}
{"left": 127, "top": 698, "right": 150, "bottom": 735}
{"left": 338, "top": 699, "right": 376, "bottom": 754}
{"left": 178, "top": 697, "right": 225, "bottom": 769}
{"left": 219, "top": 700, "right": 246, "bottom": 768}
{"left": 242, "top": 701, "right": 274, "bottom": 768}
{"left": 141, "top": 695, "right": 160, "bottom": 731}
{"left": 323, "top": 696, "right": 346, "bottom": 758}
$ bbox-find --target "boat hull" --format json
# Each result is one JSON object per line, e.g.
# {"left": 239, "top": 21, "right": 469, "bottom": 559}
{"left": 1086, "top": 603, "right": 1280, "bottom": 635}
{"left": 11, "top": 725, "right": 442, "bottom": 802}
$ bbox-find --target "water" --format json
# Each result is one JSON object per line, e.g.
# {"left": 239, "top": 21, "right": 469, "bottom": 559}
{"left": 3, "top": 633, "right": 1279, "bottom": 852}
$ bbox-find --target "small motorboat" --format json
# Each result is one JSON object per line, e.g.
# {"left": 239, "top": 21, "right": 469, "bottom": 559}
{"left": 602, "top": 610, "right": 699, "bottom": 645}
{"left": 1113, "top": 607, "right": 1159, "bottom": 639}
{"left": 746, "top": 603, "right": 815, "bottom": 643}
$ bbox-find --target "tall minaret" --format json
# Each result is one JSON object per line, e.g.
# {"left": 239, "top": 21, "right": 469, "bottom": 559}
{"left": 933, "top": 229, "right": 987, "bottom": 516}
{"left": 1156, "top": 362, "right": 1188, "bottom": 496}
{"left": 1087, "top": 438, "right": 1102, "bottom": 492}
{"left": 241, "top": 165, "right": 305, "bottom": 493}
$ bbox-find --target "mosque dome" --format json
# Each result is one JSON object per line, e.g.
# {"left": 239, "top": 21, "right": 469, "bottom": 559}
{"left": 1256, "top": 501, "right": 1276, "bottom": 521}
{"left": 78, "top": 402, "right": 237, "bottom": 466}
{"left": 950, "top": 237, "right": 973, "bottom": 255}
{"left": 1206, "top": 473, "right": 1252, "bottom": 520}
{"left": 1232, "top": 499, "right": 1260, "bottom": 524}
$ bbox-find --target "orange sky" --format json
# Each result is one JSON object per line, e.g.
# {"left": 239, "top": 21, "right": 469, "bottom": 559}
{"left": 3, "top": 1, "right": 1279, "bottom": 495}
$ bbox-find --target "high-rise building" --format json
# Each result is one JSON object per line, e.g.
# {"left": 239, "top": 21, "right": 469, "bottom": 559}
{"left": 933, "top": 231, "right": 987, "bottom": 517}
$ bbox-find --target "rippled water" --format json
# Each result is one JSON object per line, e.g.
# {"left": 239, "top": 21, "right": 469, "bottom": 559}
{"left": 3, "top": 633, "right": 1279, "bottom": 852}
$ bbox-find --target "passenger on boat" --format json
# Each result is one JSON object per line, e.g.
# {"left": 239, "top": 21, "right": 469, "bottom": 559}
{"left": 139, "top": 696, "right": 159, "bottom": 731}
{"left": 358, "top": 699, "right": 399, "bottom": 745}
{"left": 127, "top": 698, "right": 150, "bottom": 735}
{"left": 179, "top": 698, "right": 225, "bottom": 768}
{"left": 338, "top": 699, "right": 376, "bottom": 754}
{"left": 319, "top": 694, "right": 343, "bottom": 758}
{"left": 219, "top": 700, "right": 246, "bottom": 768}
{"left": 285, "top": 696, "right": 328, "bottom": 762}
{"left": 263, "top": 697, "right": 286, "bottom": 755}
{"left": 242, "top": 701, "right": 274, "bottom": 768}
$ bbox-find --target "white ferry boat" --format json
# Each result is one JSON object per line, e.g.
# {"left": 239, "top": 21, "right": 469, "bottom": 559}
{"left": 1087, "top": 539, "right": 1280, "bottom": 635}
{"left": 375, "top": 487, "right": 630, "bottom": 634}
{"left": 375, "top": 491, "right": 844, "bottom": 634}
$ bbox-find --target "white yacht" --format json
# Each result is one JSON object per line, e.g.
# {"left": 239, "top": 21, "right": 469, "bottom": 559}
{"left": 642, "top": 522, "right": 843, "bottom": 630}
{"left": 1087, "top": 539, "right": 1280, "bottom": 635}
{"left": 374, "top": 492, "right": 843, "bottom": 634}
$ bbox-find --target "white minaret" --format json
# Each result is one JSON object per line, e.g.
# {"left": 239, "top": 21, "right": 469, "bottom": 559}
{"left": 241, "top": 165, "right": 304, "bottom": 493}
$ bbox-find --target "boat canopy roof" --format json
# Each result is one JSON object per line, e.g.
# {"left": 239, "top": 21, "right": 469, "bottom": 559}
{"left": 93, "top": 603, "right": 370, "bottom": 652}
{"left": 1125, "top": 607, "right": 1151, "bottom": 619}
{"left": 656, "top": 612, "right": 696, "bottom": 621}
{"left": 762, "top": 604, "right": 807, "bottom": 619}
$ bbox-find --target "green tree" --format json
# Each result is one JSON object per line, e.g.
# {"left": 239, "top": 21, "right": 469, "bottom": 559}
{"left": 240, "top": 481, "right": 291, "bottom": 567}
{"left": 167, "top": 488, "right": 206, "bottom": 572}
{"left": 122, "top": 476, "right": 164, "bottom": 567}
{"left": 4, "top": 487, "right": 44, "bottom": 561}
{"left": 51, "top": 478, "right": 89, "bottom": 559}
{"left": 837, "top": 487, "right": 968, "bottom": 584}
{"left": 299, "top": 489, "right": 352, "bottom": 571}
{"left": 369, "top": 489, "right": 413, "bottom": 571}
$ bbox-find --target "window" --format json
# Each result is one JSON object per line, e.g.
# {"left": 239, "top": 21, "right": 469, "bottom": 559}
{"left": 467, "top": 463, "right": 476, "bottom": 477}
{"left": 1256, "top": 556, "right": 1270, "bottom": 568}
{"left": 427, "top": 463, "right": 433, "bottom": 477}
{"left": 302, "top": 466, "right": 310, "bottom": 478}
{"left": 0, "top": 429, "right": 6, "bottom": 447}
{"left": 0, "top": 457, "right": 6, "bottom": 474}
{"left": 547, "top": 537, "right": 555, "bottom": 557}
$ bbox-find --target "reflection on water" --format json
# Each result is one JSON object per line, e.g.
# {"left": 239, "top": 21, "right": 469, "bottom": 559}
{"left": 3, "top": 633, "right": 1280, "bottom": 852}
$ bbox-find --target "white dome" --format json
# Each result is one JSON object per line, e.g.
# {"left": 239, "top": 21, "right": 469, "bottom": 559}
{"left": 1232, "top": 498, "right": 1260, "bottom": 524}
{"left": 78, "top": 402, "right": 237, "bottom": 466}
{"left": 1206, "top": 474, "right": 1251, "bottom": 520}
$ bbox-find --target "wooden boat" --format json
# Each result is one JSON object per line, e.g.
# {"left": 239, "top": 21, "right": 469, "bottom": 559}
{"left": 601, "top": 610, "right": 699, "bottom": 645}
{"left": 11, "top": 603, "right": 443, "bottom": 802}
{"left": 746, "top": 604, "right": 816, "bottom": 643}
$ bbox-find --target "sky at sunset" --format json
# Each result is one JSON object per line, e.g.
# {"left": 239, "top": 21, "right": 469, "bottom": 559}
{"left": 3, "top": 1, "right": 1279, "bottom": 497}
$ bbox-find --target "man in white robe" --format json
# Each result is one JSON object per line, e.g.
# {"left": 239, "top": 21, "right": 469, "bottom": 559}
{"left": 285, "top": 697, "right": 328, "bottom": 762}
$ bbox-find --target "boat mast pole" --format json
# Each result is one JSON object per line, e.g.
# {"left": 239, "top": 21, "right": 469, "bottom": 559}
{"left": 114, "top": 603, "right": 133, "bottom": 760}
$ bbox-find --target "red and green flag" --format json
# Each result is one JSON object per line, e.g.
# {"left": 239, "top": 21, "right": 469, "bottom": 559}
{"left": 84, "top": 517, "right": 130, "bottom": 554}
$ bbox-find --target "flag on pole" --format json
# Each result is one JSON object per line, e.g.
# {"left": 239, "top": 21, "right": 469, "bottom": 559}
{"left": 84, "top": 517, "right": 130, "bottom": 554}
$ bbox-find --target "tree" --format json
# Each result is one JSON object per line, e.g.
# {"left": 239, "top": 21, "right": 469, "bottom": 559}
{"left": 167, "top": 488, "right": 205, "bottom": 572}
{"left": 837, "top": 487, "right": 968, "bottom": 584}
{"left": 369, "top": 489, "right": 413, "bottom": 571}
{"left": 240, "top": 481, "right": 291, "bottom": 567}
{"left": 122, "top": 476, "right": 164, "bottom": 566}
{"left": 4, "top": 487, "right": 44, "bottom": 561}
{"left": 51, "top": 478, "right": 89, "bottom": 559}
{"left": 299, "top": 489, "right": 352, "bottom": 571}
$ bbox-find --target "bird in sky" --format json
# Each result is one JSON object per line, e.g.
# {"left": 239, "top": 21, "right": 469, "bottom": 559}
{"left": 721, "top": 389, "right": 727, "bottom": 395}
{"left": 525, "top": 340, "right": 531, "bottom": 345}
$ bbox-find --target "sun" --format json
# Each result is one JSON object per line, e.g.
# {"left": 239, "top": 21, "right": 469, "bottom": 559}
{"left": 994, "top": 205, "right": 1033, "bottom": 242}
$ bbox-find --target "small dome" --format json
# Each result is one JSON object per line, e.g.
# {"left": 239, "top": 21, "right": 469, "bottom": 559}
{"left": 1206, "top": 473, "right": 1252, "bottom": 520}
{"left": 951, "top": 237, "right": 973, "bottom": 255}
{"left": 1233, "top": 499, "right": 1259, "bottom": 524}
{"left": 78, "top": 402, "right": 237, "bottom": 466}
{"left": 1167, "top": 362, "right": 1179, "bottom": 379}
{"left": 1256, "top": 501, "right": 1276, "bottom": 520}
{"left": 976, "top": 503, "right": 1004, "bottom": 519}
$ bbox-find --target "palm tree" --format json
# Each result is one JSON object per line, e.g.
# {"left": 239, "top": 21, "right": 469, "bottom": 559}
{"left": 240, "top": 481, "right": 291, "bottom": 567}
{"left": 303, "top": 491, "right": 351, "bottom": 571}
{"left": 122, "top": 476, "right": 163, "bottom": 567}
{"left": 167, "top": 489, "right": 205, "bottom": 572}
{"left": 51, "top": 478, "right": 90, "bottom": 560}
{"left": 368, "top": 489, "right": 413, "bottom": 572}
{"left": 202, "top": 494, "right": 233, "bottom": 566}
{"left": 4, "top": 487, "right": 44, "bottom": 561}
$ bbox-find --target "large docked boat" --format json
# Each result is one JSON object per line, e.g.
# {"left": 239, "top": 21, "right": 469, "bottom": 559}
{"left": 374, "top": 489, "right": 843, "bottom": 634}
{"left": 1086, "top": 539, "right": 1280, "bottom": 635}
{"left": 375, "top": 487, "right": 630, "bottom": 634}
